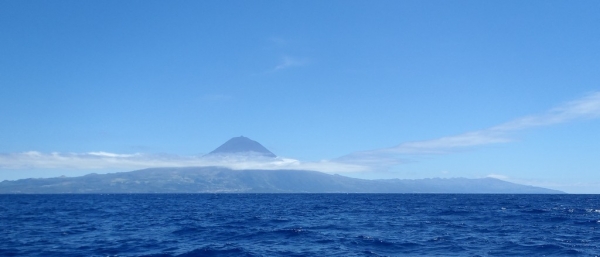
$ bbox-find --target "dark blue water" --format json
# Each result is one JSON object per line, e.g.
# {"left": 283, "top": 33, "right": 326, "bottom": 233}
{"left": 1, "top": 194, "right": 599, "bottom": 256}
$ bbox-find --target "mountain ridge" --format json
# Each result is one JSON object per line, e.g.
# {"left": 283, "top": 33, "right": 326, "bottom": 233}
{"left": 0, "top": 167, "right": 564, "bottom": 194}
{"left": 0, "top": 137, "right": 565, "bottom": 194}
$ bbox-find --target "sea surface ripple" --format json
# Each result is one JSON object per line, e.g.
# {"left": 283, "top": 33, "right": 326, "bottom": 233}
{"left": 1, "top": 194, "right": 599, "bottom": 256}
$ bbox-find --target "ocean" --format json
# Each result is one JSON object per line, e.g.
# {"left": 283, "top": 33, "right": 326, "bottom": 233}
{"left": 1, "top": 194, "right": 599, "bottom": 256}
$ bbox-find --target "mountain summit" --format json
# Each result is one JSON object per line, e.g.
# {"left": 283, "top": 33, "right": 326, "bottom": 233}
{"left": 207, "top": 136, "right": 276, "bottom": 157}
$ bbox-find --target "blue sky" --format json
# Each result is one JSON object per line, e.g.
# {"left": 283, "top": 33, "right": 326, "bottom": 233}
{"left": 1, "top": 1, "right": 599, "bottom": 193}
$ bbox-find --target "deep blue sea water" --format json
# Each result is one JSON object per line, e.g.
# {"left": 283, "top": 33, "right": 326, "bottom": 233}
{"left": 1, "top": 194, "right": 599, "bottom": 256}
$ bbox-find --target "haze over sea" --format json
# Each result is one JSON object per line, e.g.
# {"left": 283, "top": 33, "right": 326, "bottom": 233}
{"left": 2, "top": 194, "right": 599, "bottom": 256}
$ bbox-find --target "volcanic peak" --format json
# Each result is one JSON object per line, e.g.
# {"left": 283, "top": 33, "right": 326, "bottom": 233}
{"left": 207, "top": 136, "right": 276, "bottom": 158}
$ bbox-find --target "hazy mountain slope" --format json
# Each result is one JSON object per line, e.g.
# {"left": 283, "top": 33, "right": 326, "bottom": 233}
{"left": 207, "top": 136, "right": 276, "bottom": 157}
{"left": 0, "top": 167, "right": 563, "bottom": 194}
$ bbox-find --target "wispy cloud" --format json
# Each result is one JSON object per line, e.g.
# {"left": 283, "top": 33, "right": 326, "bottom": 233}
{"left": 486, "top": 174, "right": 510, "bottom": 180}
{"left": 2, "top": 92, "right": 599, "bottom": 176}
{"left": 270, "top": 56, "right": 308, "bottom": 72}
{"left": 339, "top": 91, "right": 600, "bottom": 165}
{"left": 0, "top": 151, "right": 367, "bottom": 173}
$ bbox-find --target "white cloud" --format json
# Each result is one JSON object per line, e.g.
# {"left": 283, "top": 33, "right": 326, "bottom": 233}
{"left": 0, "top": 152, "right": 367, "bottom": 174}
{"left": 486, "top": 174, "right": 509, "bottom": 180}
{"left": 87, "top": 152, "right": 139, "bottom": 158}
{"left": 270, "top": 56, "right": 308, "bottom": 72}
{"left": 339, "top": 91, "right": 600, "bottom": 165}
{"left": 493, "top": 91, "right": 600, "bottom": 131}
{"left": 2, "top": 92, "right": 599, "bottom": 178}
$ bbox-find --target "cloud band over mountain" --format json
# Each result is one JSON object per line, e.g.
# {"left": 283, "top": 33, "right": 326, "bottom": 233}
{"left": 1, "top": 91, "right": 599, "bottom": 174}
{"left": 0, "top": 151, "right": 367, "bottom": 173}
